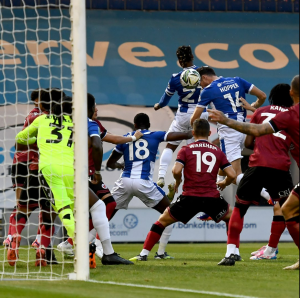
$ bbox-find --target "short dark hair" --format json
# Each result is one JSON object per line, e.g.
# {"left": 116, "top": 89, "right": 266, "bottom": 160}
{"left": 52, "top": 96, "right": 73, "bottom": 128}
{"left": 40, "top": 88, "right": 66, "bottom": 111}
{"left": 87, "top": 93, "right": 96, "bottom": 112}
{"left": 269, "top": 84, "right": 293, "bottom": 108}
{"left": 291, "top": 75, "right": 299, "bottom": 96}
{"left": 193, "top": 119, "right": 210, "bottom": 137}
{"left": 30, "top": 88, "right": 42, "bottom": 102}
{"left": 134, "top": 113, "right": 150, "bottom": 129}
{"left": 197, "top": 66, "right": 216, "bottom": 77}
{"left": 176, "top": 46, "right": 193, "bottom": 65}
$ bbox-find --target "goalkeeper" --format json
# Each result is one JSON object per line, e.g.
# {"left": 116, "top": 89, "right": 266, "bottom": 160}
{"left": 16, "top": 96, "right": 133, "bottom": 266}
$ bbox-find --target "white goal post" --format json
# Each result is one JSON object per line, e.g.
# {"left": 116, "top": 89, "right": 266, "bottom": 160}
{"left": 71, "top": 0, "right": 89, "bottom": 281}
{"left": 0, "top": 0, "right": 89, "bottom": 281}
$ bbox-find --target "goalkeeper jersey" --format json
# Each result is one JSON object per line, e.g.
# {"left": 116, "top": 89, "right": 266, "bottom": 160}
{"left": 16, "top": 114, "right": 74, "bottom": 170}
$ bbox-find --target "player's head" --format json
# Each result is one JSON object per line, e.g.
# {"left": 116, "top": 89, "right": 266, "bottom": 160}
{"left": 134, "top": 113, "right": 150, "bottom": 130}
{"left": 30, "top": 88, "right": 42, "bottom": 107}
{"left": 87, "top": 93, "right": 96, "bottom": 118}
{"left": 290, "top": 75, "right": 299, "bottom": 102}
{"left": 192, "top": 119, "right": 211, "bottom": 139}
{"left": 177, "top": 46, "right": 194, "bottom": 68}
{"left": 268, "top": 84, "right": 293, "bottom": 108}
{"left": 40, "top": 88, "right": 66, "bottom": 112}
{"left": 197, "top": 66, "right": 217, "bottom": 88}
{"left": 52, "top": 96, "right": 73, "bottom": 127}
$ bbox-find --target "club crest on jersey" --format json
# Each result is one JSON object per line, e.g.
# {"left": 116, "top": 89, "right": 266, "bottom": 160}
{"left": 102, "top": 183, "right": 108, "bottom": 189}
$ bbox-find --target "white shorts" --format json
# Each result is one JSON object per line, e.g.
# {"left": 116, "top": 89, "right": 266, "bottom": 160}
{"left": 168, "top": 111, "right": 209, "bottom": 146}
{"left": 218, "top": 126, "right": 245, "bottom": 163}
{"left": 111, "top": 177, "right": 165, "bottom": 210}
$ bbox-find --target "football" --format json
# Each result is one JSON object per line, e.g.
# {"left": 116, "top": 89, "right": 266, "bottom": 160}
{"left": 180, "top": 69, "right": 201, "bottom": 89}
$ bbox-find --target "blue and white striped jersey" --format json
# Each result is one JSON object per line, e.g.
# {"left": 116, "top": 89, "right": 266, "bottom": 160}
{"left": 114, "top": 130, "right": 167, "bottom": 180}
{"left": 197, "top": 77, "right": 254, "bottom": 122}
{"left": 88, "top": 118, "right": 100, "bottom": 137}
{"left": 159, "top": 65, "right": 202, "bottom": 113}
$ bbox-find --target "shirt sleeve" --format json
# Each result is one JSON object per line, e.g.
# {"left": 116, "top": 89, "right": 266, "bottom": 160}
{"left": 158, "top": 76, "right": 176, "bottom": 108}
{"left": 197, "top": 89, "right": 211, "bottom": 108}
{"left": 176, "top": 147, "right": 187, "bottom": 166}
{"left": 88, "top": 119, "right": 100, "bottom": 138}
{"left": 153, "top": 131, "right": 168, "bottom": 142}
{"left": 238, "top": 77, "right": 254, "bottom": 94}
{"left": 16, "top": 117, "right": 40, "bottom": 145}
{"left": 219, "top": 151, "right": 232, "bottom": 171}
{"left": 269, "top": 110, "right": 290, "bottom": 133}
{"left": 96, "top": 120, "right": 107, "bottom": 139}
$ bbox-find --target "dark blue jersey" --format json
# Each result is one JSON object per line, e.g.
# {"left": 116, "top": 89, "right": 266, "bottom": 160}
{"left": 159, "top": 65, "right": 202, "bottom": 113}
{"left": 115, "top": 130, "right": 167, "bottom": 180}
{"left": 197, "top": 77, "right": 254, "bottom": 121}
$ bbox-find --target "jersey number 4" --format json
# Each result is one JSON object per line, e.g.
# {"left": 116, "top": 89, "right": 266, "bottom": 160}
{"left": 261, "top": 113, "right": 286, "bottom": 140}
{"left": 129, "top": 139, "right": 150, "bottom": 161}
{"left": 46, "top": 123, "right": 74, "bottom": 147}
{"left": 192, "top": 151, "right": 216, "bottom": 173}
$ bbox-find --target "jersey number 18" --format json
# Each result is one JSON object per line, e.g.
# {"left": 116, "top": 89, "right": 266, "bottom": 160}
{"left": 129, "top": 139, "right": 150, "bottom": 161}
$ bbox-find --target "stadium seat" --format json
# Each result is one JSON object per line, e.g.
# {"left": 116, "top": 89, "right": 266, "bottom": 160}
{"left": 160, "top": 0, "right": 176, "bottom": 10}
{"left": 143, "top": 0, "right": 159, "bottom": 10}
{"left": 108, "top": 0, "right": 125, "bottom": 10}
{"left": 261, "top": 0, "right": 277, "bottom": 12}
{"left": 177, "top": 0, "right": 193, "bottom": 10}
{"left": 295, "top": 0, "right": 299, "bottom": 12}
{"left": 244, "top": 0, "right": 260, "bottom": 11}
{"left": 277, "top": 0, "right": 293, "bottom": 12}
{"left": 127, "top": 0, "right": 142, "bottom": 10}
{"left": 194, "top": 0, "right": 210, "bottom": 11}
{"left": 227, "top": 0, "right": 243, "bottom": 11}
{"left": 211, "top": 0, "right": 226, "bottom": 11}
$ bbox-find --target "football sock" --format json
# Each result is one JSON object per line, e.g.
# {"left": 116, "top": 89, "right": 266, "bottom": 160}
{"left": 88, "top": 228, "right": 97, "bottom": 242}
{"left": 157, "top": 224, "right": 173, "bottom": 255}
{"left": 36, "top": 212, "right": 43, "bottom": 239}
{"left": 143, "top": 221, "right": 166, "bottom": 254}
{"left": 227, "top": 207, "right": 244, "bottom": 256}
{"left": 11, "top": 212, "right": 27, "bottom": 235}
{"left": 141, "top": 249, "right": 150, "bottom": 256}
{"left": 264, "top": 245, "right": 277, "bottom": 255}
{"left": 235, "top": 247, "right": 240, "bottom": 256}
{"left": 225, "top": 244, "right": 236, "bottom": 258}
{"left": 8, "top": 208, "right": 17, "bottom": 236}
{"left": 40, "top": 224, "right": 54, "bottom": 248}
{"left": 286, "top": 217, "right": 299, "bottom": 249}
{"left": 58, "top": 208, "right": 75, "bottom": 239}
{"left": 236, "top": 174, "right": 244, "bottom": 186}
{"left": 90, "top": 200, "right": 114, "bottom": 255}
{"left": 268, "top": 216, "right": 285, "bottom": 249}
{"left": 103, "top": 196, "right": 117, "bottom": 221}
{"left": 36, "top": 234, "right": 41, "bottom": 244}
{"left": 158, "top": 148, "right": 173, "bottom": 179}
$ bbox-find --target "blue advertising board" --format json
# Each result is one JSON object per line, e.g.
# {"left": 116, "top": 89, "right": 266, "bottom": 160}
{"left": 0, "top": 9, "right": 299, "bottom": 107}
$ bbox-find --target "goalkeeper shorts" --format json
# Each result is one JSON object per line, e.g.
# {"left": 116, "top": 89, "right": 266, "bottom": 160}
{"left": 39, "top": 165, "right": 74, "bottom": 212}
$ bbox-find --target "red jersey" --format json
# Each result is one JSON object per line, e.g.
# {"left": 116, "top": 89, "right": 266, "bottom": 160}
{"left": 176, "top": 140, "right": 231, "bottom": 198}
{"left": 13, "top": 107, "right": 42, "bottom": 168}
{"left": 269, "top": 103, "right": 299, "bottom": 167}
{"left": 249, "top": 105, "right": 292, "bottom": 171}
{"left": 88, "top": 119, "right": 107, "bottom": 176}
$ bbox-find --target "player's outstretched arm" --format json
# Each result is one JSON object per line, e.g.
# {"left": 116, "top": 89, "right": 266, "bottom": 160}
{"left": 15, "top": 123, "right": 38, "bottom": 145}
{"left": 207, "top": 109, "right": 274, "bottom": 137}
{"left": 166, "top": 131, "right": 193, "bottom": 142}
{"left": 172, "top": 162, "right": 183, "bottom": 193}
{"left": 106, "top": 150, "right": 124, "bottom": 170}
{"left": 249, "top": 86, "right": 267, "bottom": 109}
{"left": 217, "top": 166, "right": 236, "bottom": 191}
{"left": 190, "top": 106, "right": 205, "bottom": 126}
{"left": 91, "top": 136, "right": 103, "bottom": 184}
{"left": 102, "top": 131, "right": 143, "bottom": 145}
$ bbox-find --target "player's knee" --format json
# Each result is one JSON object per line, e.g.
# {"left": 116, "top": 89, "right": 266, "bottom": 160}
{"left": 234, "top": 202, "right": 249, "bottom": 218}
{"left": 16, "top": 212, "right": 28, "bottom": 222}
{"left": 158, "top": 209, "right": 173, "bottom": 227}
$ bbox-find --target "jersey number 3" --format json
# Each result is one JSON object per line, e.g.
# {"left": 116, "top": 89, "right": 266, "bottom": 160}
{"left": 129, "top": 139, "right": 150, "bottom": 161}
{"left": 46, "top": 123, "right": 74, "bottom": 147}
{"left": 192, "top": 151, "right": 216, "bottom": 173}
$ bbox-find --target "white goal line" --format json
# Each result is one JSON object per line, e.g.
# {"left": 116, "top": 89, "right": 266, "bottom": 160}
{"left": 88, "top": 280, "right": 261, "bottom": 298}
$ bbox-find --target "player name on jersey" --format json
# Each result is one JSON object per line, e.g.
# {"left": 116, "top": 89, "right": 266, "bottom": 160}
{"left": 189, "top": 142, "right": 218, "bottom": 151}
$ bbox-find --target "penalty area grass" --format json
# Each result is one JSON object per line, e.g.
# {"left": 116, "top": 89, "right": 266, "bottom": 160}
{"left": 0, "top": 243, "right": 299, "bottom": 298}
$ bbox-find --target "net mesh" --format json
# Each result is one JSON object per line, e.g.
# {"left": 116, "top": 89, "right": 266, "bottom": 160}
{"left": 0, "top": 1, "right": 73, "bottom": 280}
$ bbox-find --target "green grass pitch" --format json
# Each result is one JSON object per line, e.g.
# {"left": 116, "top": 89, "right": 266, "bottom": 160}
{"left": 0, "top": 243, "right": 299, "bottom": 298}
